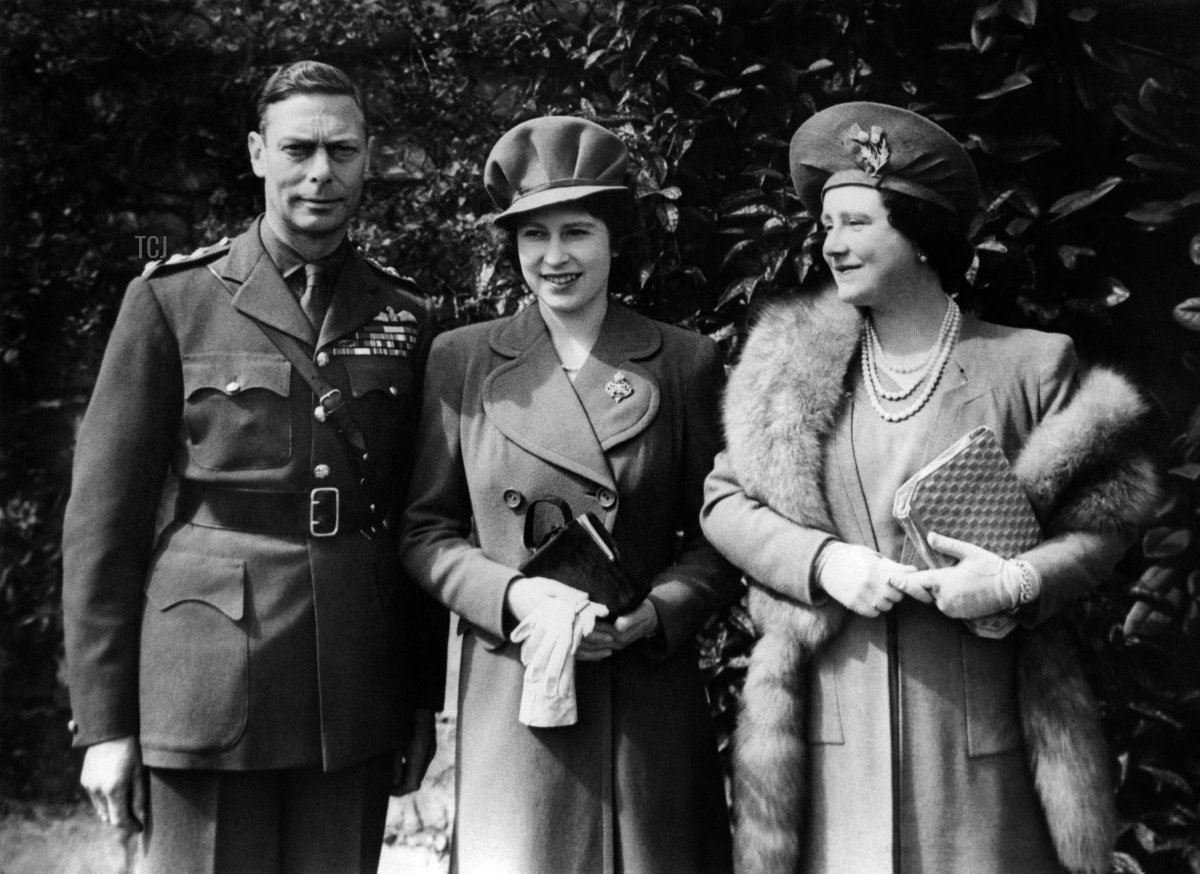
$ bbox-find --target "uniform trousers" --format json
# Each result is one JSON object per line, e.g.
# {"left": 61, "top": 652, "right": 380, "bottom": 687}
{"left": 140, "top": 752, "right": 392, "bottom": 874}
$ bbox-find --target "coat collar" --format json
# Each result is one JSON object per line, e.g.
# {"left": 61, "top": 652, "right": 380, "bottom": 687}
{"left": 212, "top": 216, "right": 383, "bottom": 349}
{"left": 482, "top": 302, "right": 662, "bottom": 489}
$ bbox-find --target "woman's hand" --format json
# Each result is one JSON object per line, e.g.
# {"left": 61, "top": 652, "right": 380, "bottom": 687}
{"left": 900, "top": 532, "right": 1036, "bottom": 620}
{"left": 577, "top": 599, "right": 660, "bottom": 661}
{"left": 505, "top": 575, "right": 593, "bottom": 624}
{"left": 815, "top": 541, "right": 918, "bottom": 617}
{"left": 510, "top": 583, "right": 608, "bottom": 694}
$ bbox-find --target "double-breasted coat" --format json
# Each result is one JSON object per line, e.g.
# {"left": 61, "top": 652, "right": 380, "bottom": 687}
{"left": 62, "top": 218, "right": 447, "bottom": 773}
{"left": 401, "top": 301, "right": 739, "bottom": 874}
{"left": 702, "top": 310, "right": 1137, "bottom": 873}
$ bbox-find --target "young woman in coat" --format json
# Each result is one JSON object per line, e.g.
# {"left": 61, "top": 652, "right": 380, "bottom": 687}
{"left": 700, "top": 103, "right": 1161, "bottom": 874}
{"left": 401, "top": 116, "right": 738, "bottom": 874}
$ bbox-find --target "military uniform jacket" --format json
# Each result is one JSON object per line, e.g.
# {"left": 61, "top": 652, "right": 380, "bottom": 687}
{"left": 62, "top": 217, "right": 447, "bottom": 772}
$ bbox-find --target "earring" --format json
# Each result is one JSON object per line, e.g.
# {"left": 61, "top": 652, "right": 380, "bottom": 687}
{"left": 917, "top": 252, "right": 929, "bottom": 264}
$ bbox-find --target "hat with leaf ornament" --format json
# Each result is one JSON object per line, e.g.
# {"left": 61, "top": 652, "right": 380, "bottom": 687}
{"left": 790, "top": 101, "right": 980, "bottom": 226}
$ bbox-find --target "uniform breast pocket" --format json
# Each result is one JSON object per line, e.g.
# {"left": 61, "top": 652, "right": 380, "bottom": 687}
{"left": 345, "top": 357, "right": 412, "bottom": 403}
{"left": 345, "top": 358, "right": 412, "bottom": 445}
{"left": 139, "top": 550, "right": 248, "bottom": 752}
{"left": 182, "top": 354, "right": 292, "bottom": 470}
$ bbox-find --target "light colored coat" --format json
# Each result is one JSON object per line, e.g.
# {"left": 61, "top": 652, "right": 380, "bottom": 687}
{"left": 402, "top": 301, "right": 739, "bottom": 874}
{"left": 701, "top": 290, "right": 1161, "bottom": 874}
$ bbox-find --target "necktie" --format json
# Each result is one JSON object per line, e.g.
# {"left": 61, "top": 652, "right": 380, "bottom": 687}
{"left": 301, "top": 262, "right": 330, "bottom": 330}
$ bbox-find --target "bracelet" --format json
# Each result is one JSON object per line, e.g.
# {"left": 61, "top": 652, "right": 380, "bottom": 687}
{"left": 1008, "top": 559, "right": 1039, "bottom": 615}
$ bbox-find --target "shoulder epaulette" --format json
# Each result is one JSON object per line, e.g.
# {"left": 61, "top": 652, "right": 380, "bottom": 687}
{"left": 364, "top": 254, "right": 418, "bottom": 289}
{"left": 141, "top": 237, "right": 232, "bottom": 278}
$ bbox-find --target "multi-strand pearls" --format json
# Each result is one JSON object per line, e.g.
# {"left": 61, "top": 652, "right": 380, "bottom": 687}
{"left": 860, "top": 297, "right": 961, "bottom": 423}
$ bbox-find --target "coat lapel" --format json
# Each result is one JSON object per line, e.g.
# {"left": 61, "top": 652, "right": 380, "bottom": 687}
{"left": 920, "top": 315, "right": 992, "bottom": 467}
{"left": 831, "top": 385, "right": 880, "bottom": 552}
{"left": 316, "top": 252, "right": 384, "bottom": 351}
{"left": 895, "top": 316, "right": 985, "bottom": 564}
{"left": 570, "top": 304, "right": 661, "bottom": 451}
{"left": 213, "top": 219, "right": 315, "bottom": 344}
{"left": 483, "top": 306, "right": 617, "bottom": 491}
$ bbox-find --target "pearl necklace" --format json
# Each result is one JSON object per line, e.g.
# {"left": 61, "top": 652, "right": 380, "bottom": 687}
{"left": 863, "top": 298, "right": 959, "bottom": 401}
{"left": 870, "top": 318, "right": 942, "bottom": 376}
{"left": 860, "top": 298, "right": 961, "bottom": 423}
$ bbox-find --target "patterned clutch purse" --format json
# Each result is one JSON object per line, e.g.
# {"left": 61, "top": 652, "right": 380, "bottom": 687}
{"left": 893, "top": 426, "right": 1042, "bottom": 637}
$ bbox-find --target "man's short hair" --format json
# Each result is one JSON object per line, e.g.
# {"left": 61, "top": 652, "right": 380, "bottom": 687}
{"left": 255, "top": 61, "right": 367, "bottom": 133}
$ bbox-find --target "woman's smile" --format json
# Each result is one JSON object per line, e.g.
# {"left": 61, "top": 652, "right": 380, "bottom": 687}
{"left": 517, "top": 205, "right": 612, "bottom": 318}
{"left": 541, "top": 272, "right": 582, "bottom": 286}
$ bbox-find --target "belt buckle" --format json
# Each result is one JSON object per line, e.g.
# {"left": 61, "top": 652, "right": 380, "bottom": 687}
{"left": 310, "top": 487, "right": 339, "bottom": 537}
{"left": 319, "top": 388, "right": 345, "bottom": 416}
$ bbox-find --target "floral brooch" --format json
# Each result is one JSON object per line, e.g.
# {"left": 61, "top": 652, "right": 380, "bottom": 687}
{"left": 849, "top": 123, "right": 890, "bottom": 177}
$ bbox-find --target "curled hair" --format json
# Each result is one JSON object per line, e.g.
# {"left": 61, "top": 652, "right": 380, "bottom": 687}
{"left": 878, "top": 188, "right": 975, "bottom": 292}
{"left": 494, "top": 190, "right": 648, "bottom": 295}
{"left": 255, "top": 61, "right": 367, "bottom": 133}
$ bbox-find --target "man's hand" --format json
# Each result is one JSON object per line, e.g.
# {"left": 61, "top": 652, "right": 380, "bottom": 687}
{"left": 80, "top": 736, "right": 145, "bottom": 832}
{"left": 392, "top": 709, "right": 437, "bottom": 796}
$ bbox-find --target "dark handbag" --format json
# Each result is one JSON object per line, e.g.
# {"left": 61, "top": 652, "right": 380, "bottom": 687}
{"left": 517, "top": 496, "right": 647, "bottom": 616}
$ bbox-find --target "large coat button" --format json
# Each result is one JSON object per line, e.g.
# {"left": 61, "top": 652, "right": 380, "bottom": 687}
{"left": 316, "top": 351, "right": 330, "bottom": 367}
{"left": 503, "top": 488, "right": 524, "bottom": 510}
{"left": 596, "top": 487, "right": 617, "bottom": 509}
{"left": 314, "top": 464, "right": 331, "bottom": 479}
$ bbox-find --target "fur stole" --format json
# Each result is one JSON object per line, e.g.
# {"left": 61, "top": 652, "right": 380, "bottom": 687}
{"left": 724, "top": 291, "right": 1162, "bottom": 874}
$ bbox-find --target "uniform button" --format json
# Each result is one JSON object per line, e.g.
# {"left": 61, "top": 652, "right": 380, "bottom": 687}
{"left": 596, "top": 487, "right": 617, "bottom": 509}
{"left": 67, "top": 719, "right": 78, "bottom": 735}
{"left": 314, "top": 464, "right": 331, "bottom": 479}
{"left": 225, "top": 380, "right": 241, "bottom": 393}
{"left": 388, "top": 385, "right": 400, "bottom": 397}
{"left": 316, "top": 352, "right": 330, "bottom": 367}
{"left": 503, "top": 488, "right": 524, "bottom": 509}
{"left": 314, "top": 406, "right": 326, "bottom": 422}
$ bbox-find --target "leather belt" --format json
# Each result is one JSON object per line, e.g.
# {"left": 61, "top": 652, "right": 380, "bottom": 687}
{"left": 176, "top": 482, "right": 369, "bottom": 537}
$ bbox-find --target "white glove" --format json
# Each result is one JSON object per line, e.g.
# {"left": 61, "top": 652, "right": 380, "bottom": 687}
{"left": 815, "top": 541, "right": 917, "bottom": 617}
{"left": 902, "top": 532, "right": 1041, "bottom": 620}
{"left": 510, "top": 593, "right": 607, "bottom": 727}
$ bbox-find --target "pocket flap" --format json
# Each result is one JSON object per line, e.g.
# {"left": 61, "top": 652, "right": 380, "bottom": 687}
{"left": 345, "top": 358, "right": 411, "bottom": 399}
{"left": 145, "top": 551, "right": 245, "bottom": 620}
{"left": 183, "top": 354, "right": 291, "bottom": 398}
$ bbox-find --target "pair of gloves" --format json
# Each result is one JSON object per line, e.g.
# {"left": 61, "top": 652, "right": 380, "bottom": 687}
{"left": 816, "top": 532, "right": 1041, "bottom": 636}
{"left": 510, "top": 591, "right": 609, "bottom": 727}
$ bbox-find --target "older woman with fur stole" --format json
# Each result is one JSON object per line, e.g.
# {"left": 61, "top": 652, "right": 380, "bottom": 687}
{"left": 701, "top": 102, "right": 1161, "bottom": 874}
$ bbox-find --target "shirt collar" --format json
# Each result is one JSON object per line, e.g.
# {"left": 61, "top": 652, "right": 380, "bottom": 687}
{"left": 258, "top": 216, "right": 350, "bottom": 279}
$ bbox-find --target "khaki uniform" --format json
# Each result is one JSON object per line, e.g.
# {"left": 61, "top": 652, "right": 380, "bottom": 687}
{"left": 62, "top": 218, "right": 447, "bottom": 865}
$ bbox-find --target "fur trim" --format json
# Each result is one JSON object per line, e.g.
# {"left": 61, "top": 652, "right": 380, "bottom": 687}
{"left": 1017, "top": 624, "right": 1117, "bottom": 874}
{"left": 1014, "top": 367, "right": 1163, "bottom": 536}
{"left": 723, "top": 292, "right": 862, "bottom": 547}
{"left": 725, "top": 291, "right": 1160, "bottom": 874}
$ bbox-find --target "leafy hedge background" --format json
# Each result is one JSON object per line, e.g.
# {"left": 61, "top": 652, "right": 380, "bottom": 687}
{"left": 2, "top": 0, "right": 1199, "bottom": 870}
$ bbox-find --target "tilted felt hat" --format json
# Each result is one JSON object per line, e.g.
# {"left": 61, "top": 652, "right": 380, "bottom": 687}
{"left": 790, "top": 101, "right": 980, "bottom": 225}
{"left": 485, "top": 116, "right": 629, "bottom": 223}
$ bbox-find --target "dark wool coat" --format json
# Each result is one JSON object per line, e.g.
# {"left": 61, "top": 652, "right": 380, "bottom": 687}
{"left": 62, "top": 219, "right": 448, "bottom": 772}
{"left": 701, "top": 290, "right": 1161, "bottom": 874}
{"left": 401, "top": 302, "right": 739, "bottom": 874}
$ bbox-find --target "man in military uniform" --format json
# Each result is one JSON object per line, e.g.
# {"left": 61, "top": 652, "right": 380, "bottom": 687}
{"left": 61, "top": 61, "right": 447, "bottom": 873}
